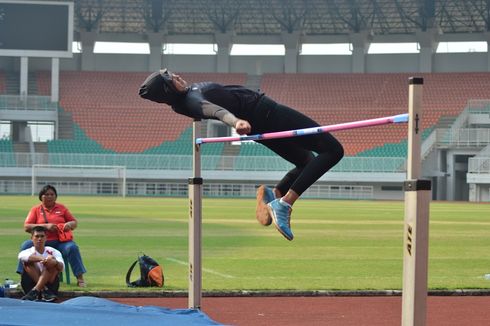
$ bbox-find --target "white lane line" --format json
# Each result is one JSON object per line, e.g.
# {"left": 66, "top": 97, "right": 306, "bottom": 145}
{"left": 167, "top": 257, "right": 235, "bottom": 279}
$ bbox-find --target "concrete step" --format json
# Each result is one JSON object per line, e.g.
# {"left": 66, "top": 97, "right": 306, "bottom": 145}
{"left": 5, "top": 73, "right": 19, "bottom": 95}
{"left": 222, "top": 142, "right": 240, "bottom": 156}
{"left": 216, "top": 143, "right": 240, "bottom": 170}
{"left": 436, "top": 116, "right": 457, "bottom": 128}
{"left": 4, "top": 72, "right": 38, "bottom": 95}
{"left": 58, "top": 110, "right": 74, "bottom": 139}
{"left": 34, "top": 142, "right": 48, "bottom": 153}
{"left": 12, "top": 142, "right": 29, "bottom": 153}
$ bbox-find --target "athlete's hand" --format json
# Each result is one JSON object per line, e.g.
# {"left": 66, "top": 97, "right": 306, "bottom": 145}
{"left": 235, "top": 120, "right": 251, "bottom": 135}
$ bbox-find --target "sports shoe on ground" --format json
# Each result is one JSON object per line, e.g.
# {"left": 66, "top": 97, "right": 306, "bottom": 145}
{"left": 255, "top": 185, "right": 275, "bottom": 226}
{"left": 41, "top": 288, "right": 57, "bottom": 302}
{"left": 267, "top": 198, "right": 294, "bottom": 241}
{"left": 21, "top": 289, "right": 40, "bottom": 301}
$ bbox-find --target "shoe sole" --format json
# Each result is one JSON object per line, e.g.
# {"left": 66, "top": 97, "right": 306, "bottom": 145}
{"left": 256, "top": 186, "right": 272, "bottom": 226}
{"left": 42, "top": 297, "right": 57, "bottom": 302}
{"left": 21, "top": 291, "right": 41, "bottom": 301}
{"left": 267, "top": 205, "right": 293, "bottom": 241}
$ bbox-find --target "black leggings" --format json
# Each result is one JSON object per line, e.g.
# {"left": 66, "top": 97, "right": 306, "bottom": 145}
{"left": 252, "top": 97, "right": 344, "bottom": 196}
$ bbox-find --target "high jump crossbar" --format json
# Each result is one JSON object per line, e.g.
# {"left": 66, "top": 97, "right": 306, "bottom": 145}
{"left": 189, "top": 77, "right": 430, "bottom": 326}
{"left": 195, "top": 113, "right": 409, "bottom": 144}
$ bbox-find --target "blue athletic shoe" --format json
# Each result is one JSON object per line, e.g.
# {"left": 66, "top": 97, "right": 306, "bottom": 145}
{"left": 267, "top": 199, "right": 294, "bottom": 241}
{"left": 256, "top": 185, "right": 275, "bottom": 226}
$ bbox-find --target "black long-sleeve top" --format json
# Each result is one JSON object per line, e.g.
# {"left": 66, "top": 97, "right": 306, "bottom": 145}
{"left": 171, "top": 82, "right": 264, "bottom": 127}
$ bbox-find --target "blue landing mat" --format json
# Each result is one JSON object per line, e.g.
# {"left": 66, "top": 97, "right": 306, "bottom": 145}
{"left": 0, "top": 296, "right": 222, "bottom": 326}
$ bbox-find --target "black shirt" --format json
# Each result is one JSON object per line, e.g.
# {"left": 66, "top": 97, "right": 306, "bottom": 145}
{"left": 171, "top": 82, "right": 263, "bottom": 126}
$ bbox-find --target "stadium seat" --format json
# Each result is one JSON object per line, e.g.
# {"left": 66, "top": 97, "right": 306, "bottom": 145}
{"left": 37, "top": 71, "right": 246, "bottom": 154}
{"left": 258, "top": 72, "right": 490, "bottom": 156}
{"left": 32, "top": 71, "right": 490, "bottom": 159}
{"left": 0, "top": 139, "right": 16, "bottom": 166}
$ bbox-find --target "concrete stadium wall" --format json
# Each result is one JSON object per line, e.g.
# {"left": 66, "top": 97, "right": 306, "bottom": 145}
{"left": 298, "top": 55, "right": 352, "bottom": 73}
{"left": 366, "top": 54, "right": 419, "bottom": 73}
{"left": 433, "top": 53, "right": 488, "bottom": 72}
{"left": 1, "top": 50, "right": 489, "bottom": 74}
{"left": 1, "top": 32, "right": 490, "bottom": 73}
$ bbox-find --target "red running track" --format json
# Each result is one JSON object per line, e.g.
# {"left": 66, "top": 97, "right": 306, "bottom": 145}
{"left": 111, "top": 296, "right": 490, "bottom": 326}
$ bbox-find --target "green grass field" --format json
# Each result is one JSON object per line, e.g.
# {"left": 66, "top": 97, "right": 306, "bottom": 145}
{"left": 1, "top": 195, "right": 490, "bottom": 292}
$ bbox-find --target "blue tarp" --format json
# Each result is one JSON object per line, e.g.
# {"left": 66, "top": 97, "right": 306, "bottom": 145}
{"left": 0, "top": 296, "right": 222, "bottom": 326}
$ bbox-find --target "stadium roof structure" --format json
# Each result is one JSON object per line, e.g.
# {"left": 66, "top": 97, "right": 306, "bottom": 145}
{"left": 71, "top": 0, "right": 490, "bottom": 36}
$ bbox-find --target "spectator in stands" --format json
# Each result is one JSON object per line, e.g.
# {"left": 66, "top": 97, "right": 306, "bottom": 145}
{"left": 18, "top": 226, "right": 64, "bottom": 301}
{"left": 16, "top": 185, "right": 87, "bottom": 287}
{"left": 139, "top": 69, "right": 344, "bottom": 241}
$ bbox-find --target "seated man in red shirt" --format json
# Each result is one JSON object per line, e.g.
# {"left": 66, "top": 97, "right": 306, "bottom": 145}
{"left": 18, "top": 226, "right": 64, "bottom": 301}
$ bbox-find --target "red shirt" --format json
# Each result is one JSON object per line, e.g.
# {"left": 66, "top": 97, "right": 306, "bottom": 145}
{"left": 24, "top": 203, "right": 77, "bottom": 241}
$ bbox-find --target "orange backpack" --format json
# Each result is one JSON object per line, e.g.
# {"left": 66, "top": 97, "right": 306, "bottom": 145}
{"left": 126, "top": 254, "right": 164, "bottom": 287}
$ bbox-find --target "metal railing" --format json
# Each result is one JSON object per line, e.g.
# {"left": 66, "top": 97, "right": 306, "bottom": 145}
{"left": 421, "top": 129, "right": 436, "bottom": 159}
{"left": 436, "top": 128, "right": 490, "bottom": 147}
{"left": 475, "top": 144, "right": 490, "bottom": 157}
{"left": 468, "top": 157, "right": 490, "bottom": 174}
{"left": 0, "top": 179, "right": 374, "bottom": 199}
{"left": 448, "top": 107, "right": 469, "bottom": 131}
{"left": 467, "top": 99, "right": 490, "bottom": 113}
{"left": 0, "top": 152, "right": 407, "bottom": 173}
{"left": 0, "top": 95, "right": 57, "bottom": 111}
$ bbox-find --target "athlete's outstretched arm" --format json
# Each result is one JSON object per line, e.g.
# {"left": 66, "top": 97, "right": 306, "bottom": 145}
{"left": 201, "top": 100, "right": 251, "bottom": 134}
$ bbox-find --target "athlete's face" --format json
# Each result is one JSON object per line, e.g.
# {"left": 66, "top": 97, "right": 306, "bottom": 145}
{"left": 171, "top": 73, "right": 188, "bottom": 92}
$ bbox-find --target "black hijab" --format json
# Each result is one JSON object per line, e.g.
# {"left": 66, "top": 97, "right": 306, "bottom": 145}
{"left": 139, "top": 69, "right": 185, "bottom": 105}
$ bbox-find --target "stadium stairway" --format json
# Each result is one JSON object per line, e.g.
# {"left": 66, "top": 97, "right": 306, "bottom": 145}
{"left": 0, "top": 70, "right": 5, "bottom": 93}
{"left": 58, "top": 108, "right": 74, "bottom": 140}
{"left": 4, "top": 72, "right": 38, "bottom": 95}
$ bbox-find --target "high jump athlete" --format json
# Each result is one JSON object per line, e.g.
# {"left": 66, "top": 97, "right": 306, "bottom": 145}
{"left": 139, "top": 69, "right": 344, "bottom": 241}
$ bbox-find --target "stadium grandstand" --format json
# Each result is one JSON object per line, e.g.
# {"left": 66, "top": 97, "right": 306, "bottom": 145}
{"left": 0, "top": 0, "right": 490, "bottom": 201}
